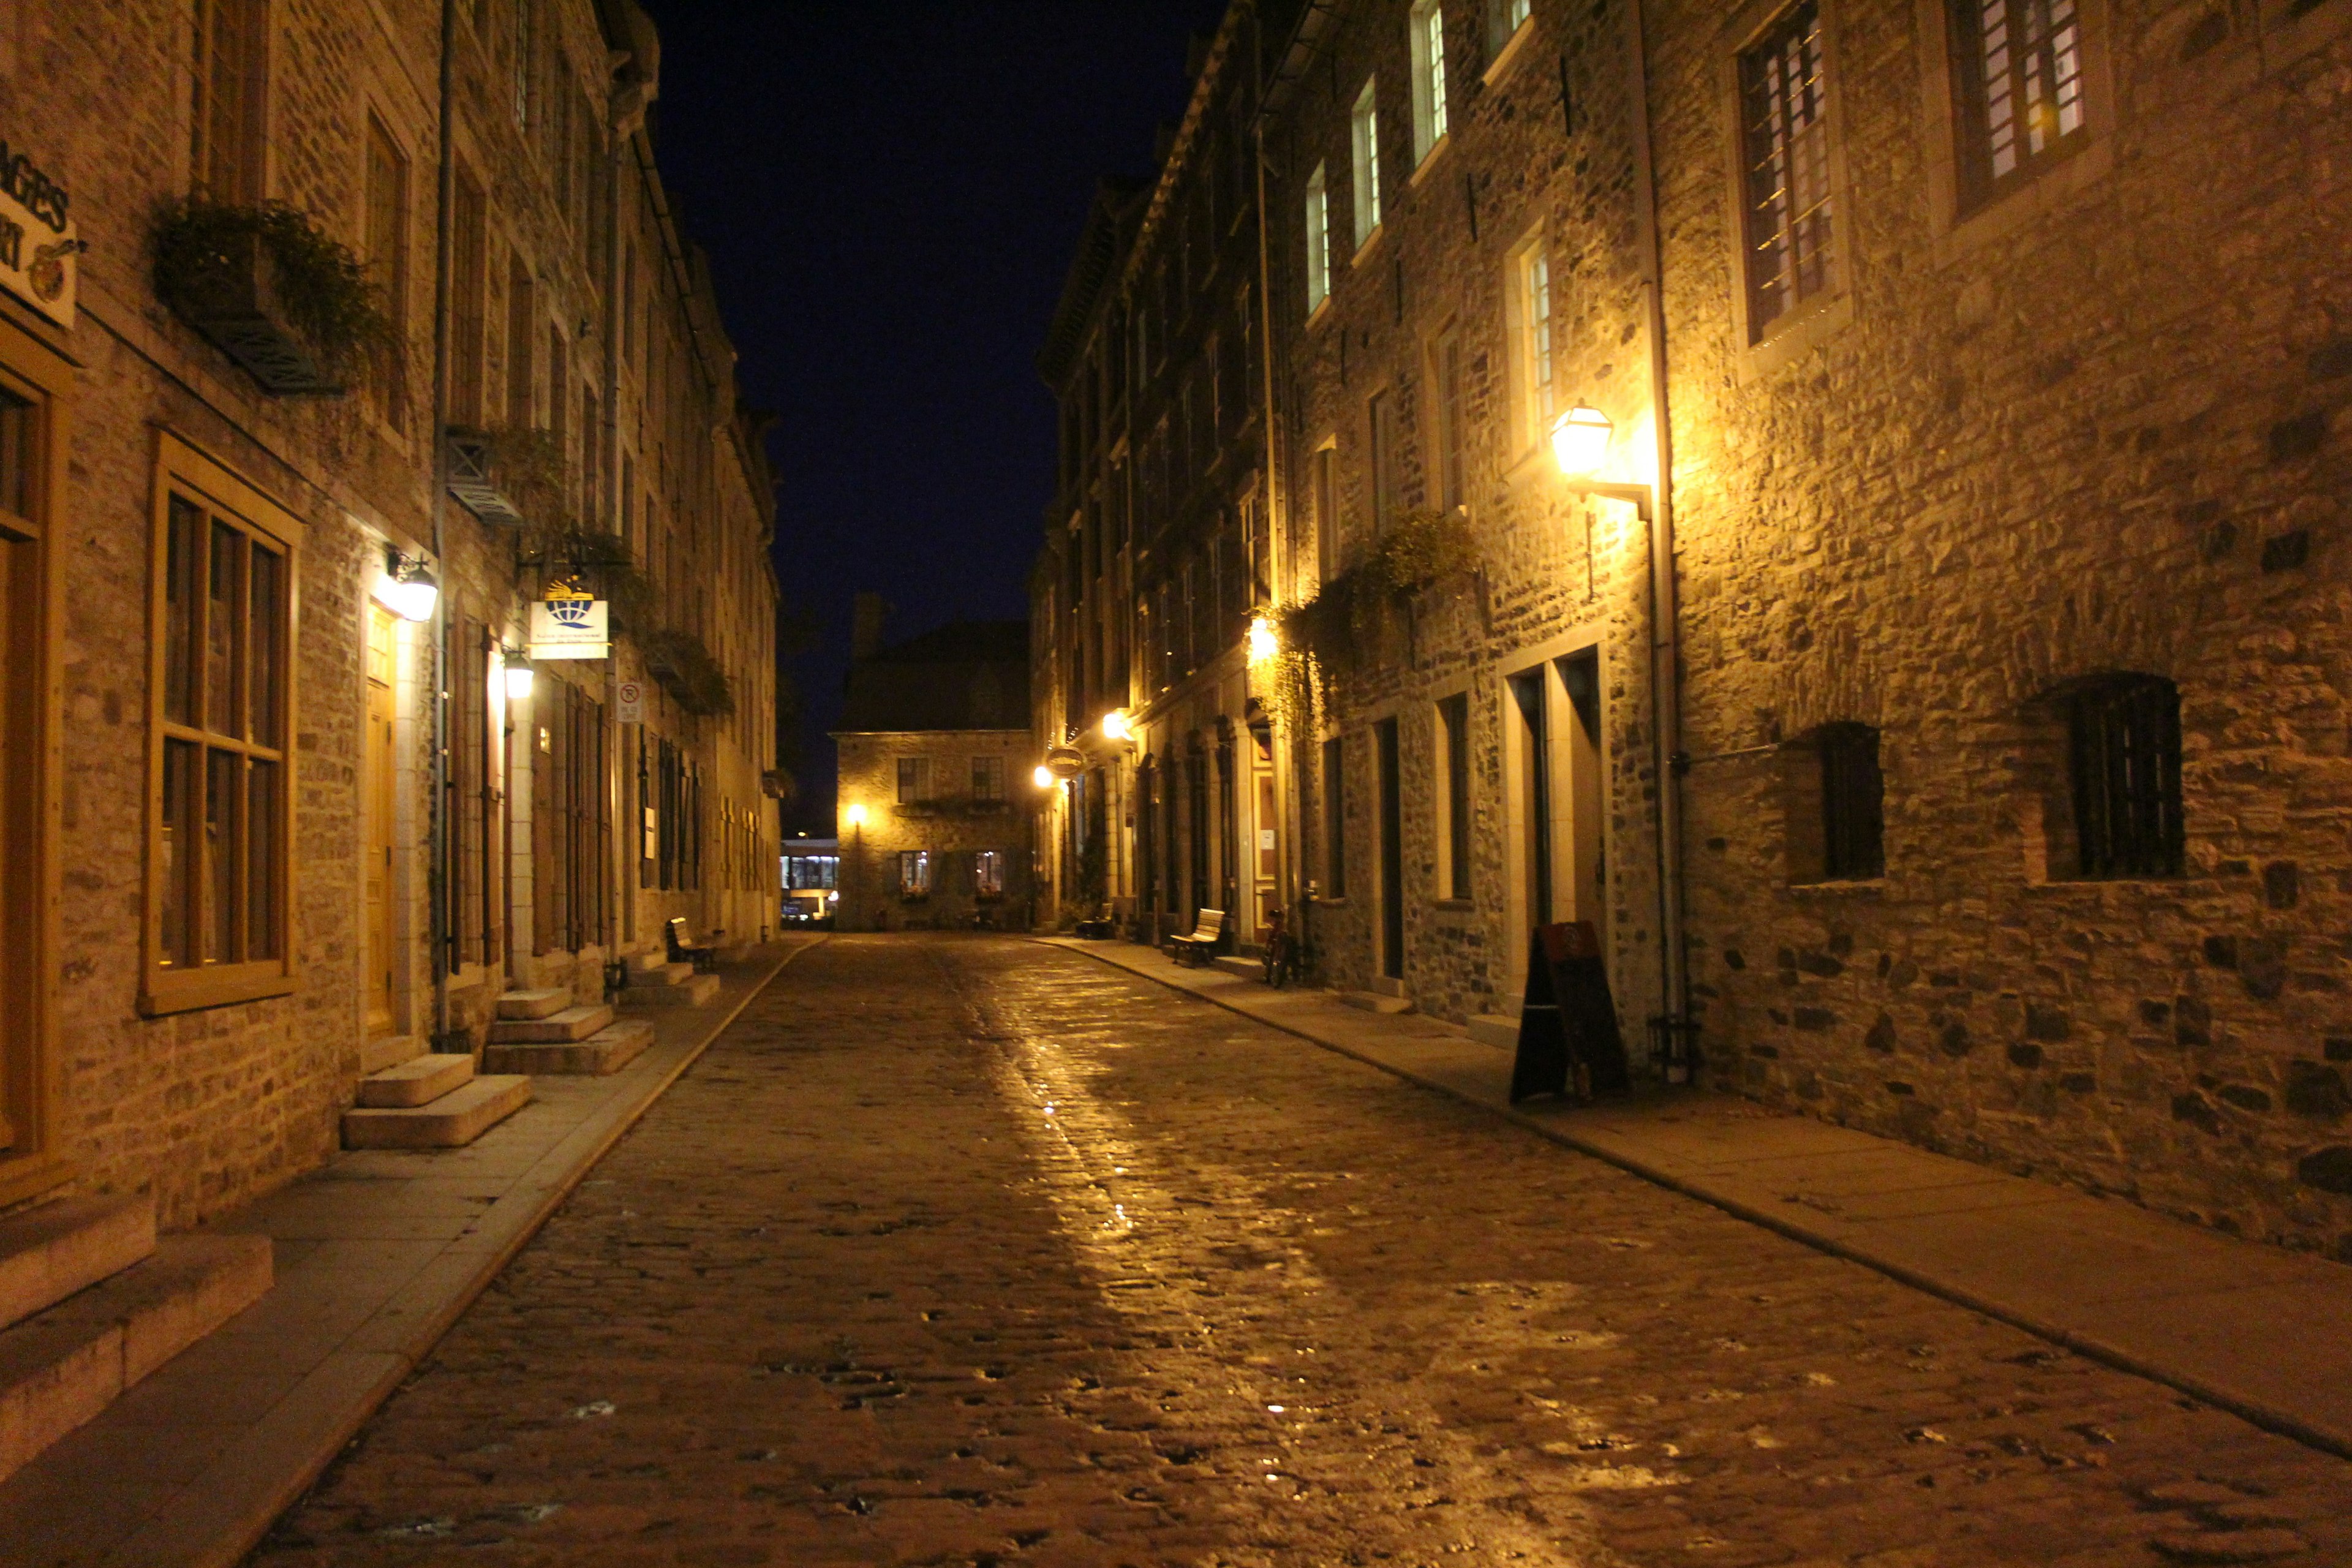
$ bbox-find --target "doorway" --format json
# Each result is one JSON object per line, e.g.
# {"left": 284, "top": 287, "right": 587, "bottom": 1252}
{"left": 1375, "top": 717, "right": 1403, "bottom": 981}
{"left": 364, "top": 604, "right": 398, "bottom": 1039}
{"left": 1506, "top": 647, "right": 1608, "bottom": 985}
{"left": 1509, "top": 668, "right": 1551, "bottom": 932}
{"left": 1251, "top": 725, "right": 1278, "bottom": 942}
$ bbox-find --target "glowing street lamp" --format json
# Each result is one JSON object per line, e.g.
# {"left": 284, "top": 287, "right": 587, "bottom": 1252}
{"left": 372, "top": 548, "right": 440, "bottom": 623}
{"left": 1248, "top": 614, "right": 1279, "bottom": 664}
{"left": 1548, "top": 402, "right": 1654, "bottom": 519}
{"left": 845, "top": 803, "right": 868, "bottom": 829}
{"left": 501, "top": 649, "right": 535, "bottom": 700}
{"left": 1099, "top": 709, "right": 1132, "bottom": 744}
{"left": 1031, "top": 764, "right": 1056, "bottom": 790}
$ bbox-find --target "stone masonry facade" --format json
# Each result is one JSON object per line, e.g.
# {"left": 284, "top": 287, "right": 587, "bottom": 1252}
{"left": 1040, "top": 0, "right": 2352, "bottom": 1259}
{"left": 1, "top": 0, "right": 780, "bottom": 1229}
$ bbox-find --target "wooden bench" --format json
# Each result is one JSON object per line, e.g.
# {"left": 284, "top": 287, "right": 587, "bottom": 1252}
{"left": 665, "top": 916, "right": 720, "bottom": 973}
{"left": 1165, "top": 908, "right": 1227, "bottom": 967}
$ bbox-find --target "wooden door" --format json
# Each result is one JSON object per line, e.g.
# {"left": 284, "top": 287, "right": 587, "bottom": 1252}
{"left": 363, "top": 605, "right": 396, "bottom": 1037}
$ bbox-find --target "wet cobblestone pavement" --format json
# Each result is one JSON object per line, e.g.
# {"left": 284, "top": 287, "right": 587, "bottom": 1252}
{"left": 248, "top": 936, "right": 2352, "bottom": 1567}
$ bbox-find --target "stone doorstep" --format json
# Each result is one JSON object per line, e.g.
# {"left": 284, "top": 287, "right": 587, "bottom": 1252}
{"left": 358, "top": 1035, "right": 421, "bottom": 1076}
{"left": 1210, "top": 954, "right": 1261, "bottom": 981}
{"left": 0, "top": 1232, "right": 273, "bottom": 1487}
{"left": 618, "top": 972, "right": 721, "bottom": 1009}
{"left": 627, "top": 961, "right": 696, "bottom": 987}
{"left": 354, "top": 1054, "right": 475, "bottom": 1109}
{"left": 0, "top": 1195, "right": 156, "bottom": 1333}
{"left": 481, "top": 1022, "right": 655, "bottom": 1077}
{"left": 625, "top": 951, "right": 674, "bottom": 976}
{"left": 339, "top": 1076, "right": 533, "bottom": 1151}
{"left": 494, "top": 988, "right": 573, "bottom": 1021}
{"left": 1466, "top": 1014, "right": 1520, "bottom": 1052}
{"left": 486, "top": 1004, "right": 616, "bottom": 1044}
{"left": 1341, "top": 990, "right": 1415, "bottom": 1016}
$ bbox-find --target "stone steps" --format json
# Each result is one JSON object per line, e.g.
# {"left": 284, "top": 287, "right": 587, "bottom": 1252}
{"left": 1210, "top": 954, "right": 1260, "bottom": 981}
{"left": 0, "top": 1196, "right": 156, "bottom": 1340}
{"left": 495, "top": 988, "right": 573, "bottom": 1020}
{"left": 483, "top": 1020, "right": 654, "bottom": 1077}
{"left": 487, "top": 1003, "right": 616, "bottom": 1044}
{"left": 360, "top": 1033, "right": 423, "bottom": 1074}
{"left": 1466, "top": 1014, "right": 1520, "bottom": 1051}
{"left": 619, "top": 972, "right": 719, "bottom": 1009}
{"left": 355, "top": 1052, "right": 475, "bottom": 1109}
{"left": 341, "top": 1076, "right": 532, "bottom": 1150}
{"left": 1340, "top": 990, "right": 1414, "bottom": 1015}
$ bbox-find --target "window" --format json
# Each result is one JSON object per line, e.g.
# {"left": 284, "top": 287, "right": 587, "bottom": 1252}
{"left": 896, "top": 756, "right": 932, "bottom": 804}
{"left": 1305, "top": 163, "right": 1332, "bottom": 311}
{"left": 1368, "top": 390, "right": 1400, "bottom": 531}
{"left": 1411, "top": 3, "right": 1450, "bottom": 160}
{"left": 192, "top": 0, "right": 267, "bottom": 204}
{"left": 363, "top": 116, "right": 410, "bottom": 431}
{"left": 974, "top": 850, "right": 1005, "bottom": 899}
{"left": 1434, "top": 328, "right": 1466, "bottom": 512}
{"left": 1509, "top": 0, "right": 1532, "bottom": 29}
{"left": 971, "top": 755, "right": 1005, "bottom": 801}
{"left": 451, "top": 173, "right": 488, "bottom": 425}
{"left": 505, "top": 253, "right": 535, "bottom": 428}
{"left": 1312, "top": 443, "right": 1340, "bottom": 583}
{"left": 1438, "top": 693, "right": 1472, "bottom": 899}
{"left": 448, "top": 619, "right": 500, "bottom": 971}
{"left": 147, "top": 435, "right": 299, "bottom": 1013}
{"left": 1351, "top": 79, "right": 1383, "bottom": 247}
{"left": 1782, "top": 722, "right": 1885, "bottom": 883}
{"left": 1521, "top": 247, "right": 1553, "bottom": 437}
{"left": 2067, "top": 676, "right": 2182, "bottom": 878}
{"left": 1951, "top": 0, "right": 2087, "bottom": 206}
{"left": 1322, "top": 736, "right": 1348, "bottom": 897}
{"left": 1740, "top": 2, "right": 1834, "bottom": 341}
{"left": 898, "top": 850, "right": 932, "bottom": 898}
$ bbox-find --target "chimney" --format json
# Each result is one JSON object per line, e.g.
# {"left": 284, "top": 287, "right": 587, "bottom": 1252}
{"left": 850, "top": 593, "right": 891, "bottom": 662}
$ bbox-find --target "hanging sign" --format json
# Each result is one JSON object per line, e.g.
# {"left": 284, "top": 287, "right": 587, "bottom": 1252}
{"left": 616, "top": 679, "right": 644, "bottom": 724}
{"left": 529, "top": 581, "right": 608, "bottom": 661}
{"left": 0, "top": 138, "right": 77, "bottom": 328}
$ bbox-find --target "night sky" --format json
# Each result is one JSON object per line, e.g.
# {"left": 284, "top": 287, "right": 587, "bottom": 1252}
{"left": 639, "top": 1, "right": 1230, "bottom": 834}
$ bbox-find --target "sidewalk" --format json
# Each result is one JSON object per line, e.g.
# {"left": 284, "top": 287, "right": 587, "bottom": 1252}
{"left": 0, "top": 935, "right": 826, "bottom": 1568}
{"left": 1042, "top": 935, "right": 2352, "bottom": 1464}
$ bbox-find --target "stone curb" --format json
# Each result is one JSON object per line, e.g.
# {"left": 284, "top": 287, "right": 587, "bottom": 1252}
{"left": 71, "top": 938, "right": 828, "bottom": 1568}
{"left": 1037, "top": 936, "right": 2352, "bottom": 1467}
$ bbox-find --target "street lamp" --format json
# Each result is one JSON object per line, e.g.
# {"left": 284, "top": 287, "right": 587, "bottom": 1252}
{"left": 373, "top": 548, "right": 439, "bottom": 623}
{"left": 501, "top": 648, "right": 534, "bottom": 700}
{"left": 846, "top": 803, "right": 867, "bottom": 829}
{"left": 1549, "top": 402, "right": 1654, "bottom": 519}
{"left": 1248, "top": 614, "right": 1278, "bottom": 664}
{"left": 1031, "top": 763, "right": 1055, "bottom": 790}
{"left": 1099, "top": 709, "right": 1132, "bottom": 744}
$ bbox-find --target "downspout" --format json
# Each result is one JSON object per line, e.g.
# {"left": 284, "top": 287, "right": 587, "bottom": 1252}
{"left": 1623, "top": 0, "right": 1692, "bottom": 1079}
{"left": 429, "top": 0, "right": 457, "bottom": 1048}
{"left": 604, "top": 88, "right": 629, "bottom": 951}
{"left": 1250, "top": 1, "right": 1297, "bottom": 928}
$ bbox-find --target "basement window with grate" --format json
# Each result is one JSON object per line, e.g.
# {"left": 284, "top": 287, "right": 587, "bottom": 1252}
{"left": 1782, "top": 722, "right": 1885, "bottom": 884}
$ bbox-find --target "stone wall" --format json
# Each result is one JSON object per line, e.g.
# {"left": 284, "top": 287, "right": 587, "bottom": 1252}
{"left": 1645, "top": 0, "right": 2352, "bottom": 1253}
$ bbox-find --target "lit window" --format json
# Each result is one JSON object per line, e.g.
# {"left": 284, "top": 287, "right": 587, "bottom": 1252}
{"left": 1351, "top": 78, "right": 1382, "bottom": 247}
{"left": 1953, "top": 0, "right": 2086, "bottom": 206}
{"left": 1509, "top": 0, "right": 1532, "bottom": 28}
{"left": 1521, "top": 247, "right": 1554, "bottom": 436}
{"left": 974, "top": 850, "right": 1005, "bottom": 898}
{"left": 898, "top": 850, "right": 933, "bottom": 897}
{"left": 1305, "top": 162, "right": 1331, "bottom": 311}
{"left": 1411, "top": 3, "right": 1450, "bottom": 160}
{"left": 1739, "top": 0, "right": 1834, "bottom": 337}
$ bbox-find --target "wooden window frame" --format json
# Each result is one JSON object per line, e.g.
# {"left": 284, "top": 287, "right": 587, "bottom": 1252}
{"left": 1350, "top": 78, "right": 1384, "bottom": 252}
{"left": 1721, "top": 0, "right": 1853, "bottom": 376}
{"left": 142, "top": 431, "right": 303, "bottom": 1016}
{"left": 0, "top": 316, "right": 70, "bottom": 1204}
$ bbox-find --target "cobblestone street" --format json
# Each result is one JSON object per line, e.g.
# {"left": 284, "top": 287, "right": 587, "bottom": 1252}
{"left": 248, "top": 937, "right": 2352, "bottom": 1567}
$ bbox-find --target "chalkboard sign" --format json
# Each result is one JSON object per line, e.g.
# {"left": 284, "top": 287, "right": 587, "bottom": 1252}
{"left": 1509, "top": 921, "right": 1630, "bottom": 1103}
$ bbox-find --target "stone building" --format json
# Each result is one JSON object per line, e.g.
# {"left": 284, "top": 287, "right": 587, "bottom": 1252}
{"left": 1041, "top": 0, "right": 2352, "bottom": 1259}
{"left": 834, "top": 608, "right": 1035, "bottom": 932}
{"left": 1031, "top": 6, "right": 1305, "bottom": 944}
{"left": 0, "top": 0, "right": 778, "bottom": 1359}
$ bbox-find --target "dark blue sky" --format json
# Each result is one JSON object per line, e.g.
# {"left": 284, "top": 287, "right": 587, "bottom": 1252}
{"left": 640, "top": 1, "right": 1229, "bottom": 831}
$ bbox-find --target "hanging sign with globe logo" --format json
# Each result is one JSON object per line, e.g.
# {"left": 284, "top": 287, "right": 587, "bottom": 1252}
{"left": 529, "top": 579, "right": 609, "bottom": 661}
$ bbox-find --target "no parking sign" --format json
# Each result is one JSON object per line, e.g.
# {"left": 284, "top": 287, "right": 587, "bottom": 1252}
{"left": 617, "top": 679, "right": 644, "bottom": 724}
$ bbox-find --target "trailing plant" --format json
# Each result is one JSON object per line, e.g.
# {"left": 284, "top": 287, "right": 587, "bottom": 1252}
{"left": 152, "top": 198, "right": 394, "bottom": 375}
{"left": 1364, "top": 508, "right": 1480, "bottom": 596}
{"left": 638, "top": 628, "right": 735, "bottom": 718}
{"left": 1262, "top": 510, "right": 1483, "bottom": 725}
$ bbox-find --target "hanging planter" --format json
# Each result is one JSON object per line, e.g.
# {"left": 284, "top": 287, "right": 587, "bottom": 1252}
{"left": 153, "top": 200, "right": 393, "bottom": 396}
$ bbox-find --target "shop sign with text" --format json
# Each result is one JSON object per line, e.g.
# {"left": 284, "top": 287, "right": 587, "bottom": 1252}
{"left": 529, "top": 583, "right": 608, "bottom": 661}
{"left": 0, "top": 138, "right": 77, "bottom": 328}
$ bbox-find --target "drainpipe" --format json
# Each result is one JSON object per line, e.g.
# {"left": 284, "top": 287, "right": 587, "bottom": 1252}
{"left": 429, "top": 0, "right": 457, "bottom": 1049}
{"left": 1249, "top": 1, "right": 1298, "bottom": 931}
{"left": 1623, "top": 0, "right": 1692, "bottom": 1078}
